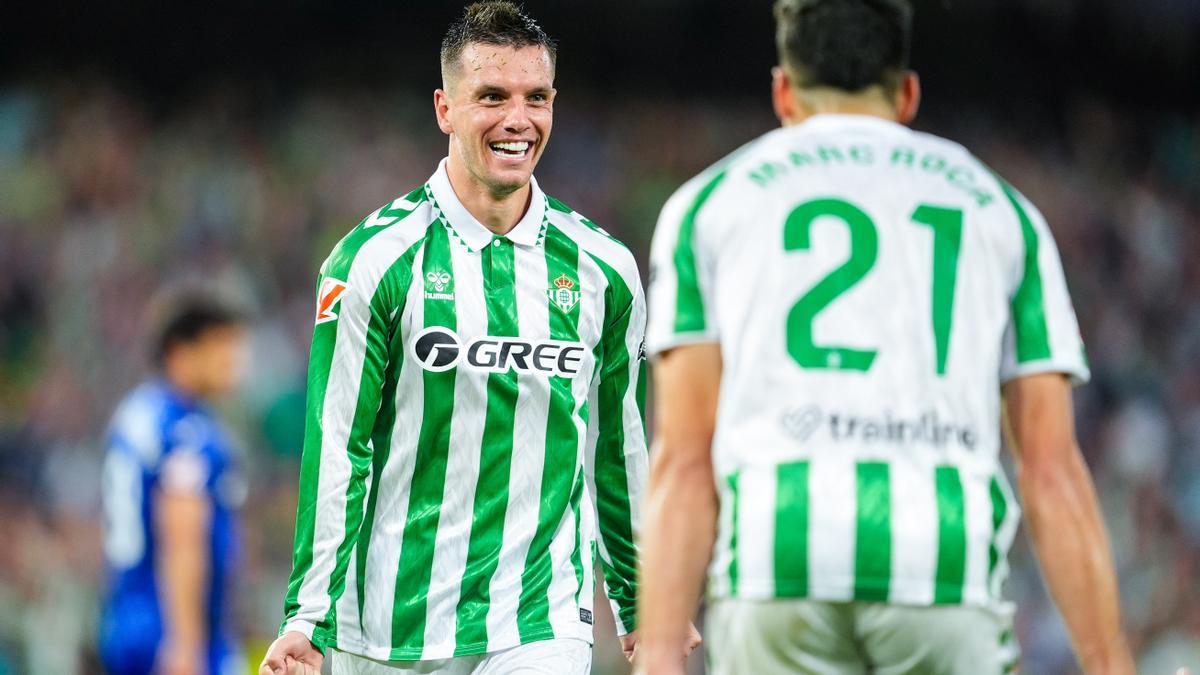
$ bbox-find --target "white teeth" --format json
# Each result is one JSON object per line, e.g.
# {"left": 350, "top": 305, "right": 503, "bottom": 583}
{"left": 491, "top": 141, "right": 530, "bottom": 152}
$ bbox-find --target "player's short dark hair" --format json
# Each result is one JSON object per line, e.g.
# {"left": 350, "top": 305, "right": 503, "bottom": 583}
{"left": 148, "top": 287, "right": 245, "bottom": 366}
{"left": 774, "top": 0, "right": 913, "bottom": 94}
{"left": 440, "top": 1, "right": 557, "bottom": 79}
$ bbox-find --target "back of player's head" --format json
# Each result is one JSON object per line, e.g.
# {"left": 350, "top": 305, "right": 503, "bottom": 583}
{"left": 774, "top": 0, "right": 913, "bottom": 95}
{"left": 147, "top": 287, "right": 245, "bottom": 367}
{"left": 441, "top": 1, "right": 558, "bottom": 84}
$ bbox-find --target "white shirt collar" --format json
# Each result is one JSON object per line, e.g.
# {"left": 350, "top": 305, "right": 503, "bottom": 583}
{"left": 427, "top": 158, "right": 546, "bottom": 251}
{"left": 792, "top": 113, "right": 909, "bottom": 136}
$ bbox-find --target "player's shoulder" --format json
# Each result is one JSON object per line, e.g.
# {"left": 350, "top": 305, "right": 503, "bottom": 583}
{"left": 321, "top": 184, "right": 436, "bottom": 279}
{"left": 544, "top": 193, "right": 641, "bottom": 291}
{"left": 659, "top": 134, "right": 775, "bottom": 232}
{"left": 909, "top": 129, "right": 1040, "bottom": 216}
{"left": 905, "top": 128, "right": 998, "bottom": 176}
{"left": 109, "top": 381, "right": 172, "bottom": 464}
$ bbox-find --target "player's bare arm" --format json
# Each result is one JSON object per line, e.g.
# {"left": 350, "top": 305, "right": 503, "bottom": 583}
{"left": 633, "top": 343, "right": 720, "bottom": 675}
{"left": 1003, "top": 372, "right": 1135, "bottom": 674}
{"left": 156, "top": 490, "right": 210, "bottom": 675}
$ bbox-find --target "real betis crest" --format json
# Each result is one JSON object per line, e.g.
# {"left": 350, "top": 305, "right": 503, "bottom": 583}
{"left": 548, "top": 274, "right": 581, "bottom": 313}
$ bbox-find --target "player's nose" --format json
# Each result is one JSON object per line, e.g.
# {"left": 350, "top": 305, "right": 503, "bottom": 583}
{"left": 501, "top": 100, "right": 533, "bottom": 134}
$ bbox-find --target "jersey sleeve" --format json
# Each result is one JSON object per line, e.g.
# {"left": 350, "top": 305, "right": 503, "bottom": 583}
{"left": 645, "top": 171, "right": 726, "bottom": 355}
{"left": 586, "top": 266, "right": 649, "bottom": 635}
{"left": 158, "top": 427, "right": 212, "bottom": 496}
{"left": 280, "top": 254, "right": 404, "bottom": 650}
{"left": 997, "top": 183, "right": 1090, "bottom": 385}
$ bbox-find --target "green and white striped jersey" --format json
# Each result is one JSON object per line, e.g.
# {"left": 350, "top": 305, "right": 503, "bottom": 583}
{"left": 647, "top": 115, "right": 1088, "bottom": 608}
{"left": 281, "top": 160, "right": 648, "bottom": 661}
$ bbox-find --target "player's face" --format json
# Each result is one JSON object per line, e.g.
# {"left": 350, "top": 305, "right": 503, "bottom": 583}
{"left": 436, "top": 44, "right": 555, "bottom": 196}
{"left": 193, "top": 325, "right": 248, "bottom": 397}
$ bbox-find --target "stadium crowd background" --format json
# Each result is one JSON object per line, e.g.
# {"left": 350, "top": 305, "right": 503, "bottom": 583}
{"left": 1, "top": 1, "right": 1198, "bottom": 673}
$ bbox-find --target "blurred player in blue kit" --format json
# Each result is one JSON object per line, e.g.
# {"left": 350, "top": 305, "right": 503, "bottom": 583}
{"left": 99, "top": 289, "right": 249, "bottom": 675}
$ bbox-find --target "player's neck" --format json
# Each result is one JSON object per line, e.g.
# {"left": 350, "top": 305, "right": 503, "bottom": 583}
{"left": 784, "top": 87, "right": 899, "bottom": 126}
{"left": 445, "top": 157, "right": 531, "bottom": 236}
{"left": 164, "top": 362, "right": 208, "bottom": 402}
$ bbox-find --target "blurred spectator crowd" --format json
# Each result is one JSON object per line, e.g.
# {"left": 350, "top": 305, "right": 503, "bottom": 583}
{"left": 0, "top": 79, "right": 1198, "bottom": 673}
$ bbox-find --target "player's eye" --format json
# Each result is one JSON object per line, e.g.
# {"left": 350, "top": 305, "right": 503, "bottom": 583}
{"left": 529, "top": 93, "right": 547, "bottom": 102}
{"left": 481, "top": 92, "right": 504, "bottom": 103}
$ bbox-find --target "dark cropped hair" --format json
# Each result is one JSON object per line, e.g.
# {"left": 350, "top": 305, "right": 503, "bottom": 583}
{"left": 441, "top": 1, "right": 557, "bottom": 80}
{"left": 147, "top": 287, "right": 245, "bottom": 366}
{"left": 775, "top": 0, "right": 913, "bottom": 94}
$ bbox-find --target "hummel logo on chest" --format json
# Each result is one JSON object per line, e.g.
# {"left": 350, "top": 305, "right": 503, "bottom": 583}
{"left": 425, "top": 270, "right": 454, "bottom": 301}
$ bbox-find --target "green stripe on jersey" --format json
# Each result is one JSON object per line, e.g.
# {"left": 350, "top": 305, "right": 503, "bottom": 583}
{"left": 455, "top": 236, "right": 521, "bottom": 653}
{"left": 999, "top": 181, "right": 1052, "bottom": 362}
{"left": 568, "top": 470, "right": 587, "bottom": 605}
{"left": 588, "top": 253, "right": 639, "bottom": 629}
{"left": 517, "top": 225, "right": 583, "bottom": 640}
{"left": 354, "top": 239, "right": 425, "bottom": 630}
{"left": 773, "top": 462, "right": 810, "bottom": 596}
{"left": 672, "top": 170, "right": 728, "bottom": 334}
{"left": 320, "top": 268, "right": 399, "bottom": 645}
{"left": 391, "top": 223, "right": 457, "bottom": 653}
{"left": 283, "top": 188, "right": 425, "bottom": 647}
{"left": 726, "top": 473, "right": 740, "bottom": 595}
{"left": 933, "top": 466, "right": 967, "bottom": 604}
{"left": 988, "top": 475, "right": 1008, "bottom": 584}
{"left": 854, "top": 462, "right": 891, "bottom": 602}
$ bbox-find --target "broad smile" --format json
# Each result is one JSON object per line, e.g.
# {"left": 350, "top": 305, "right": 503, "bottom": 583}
{"left": 489, "top": 140, "right": 533, "bottom": 160}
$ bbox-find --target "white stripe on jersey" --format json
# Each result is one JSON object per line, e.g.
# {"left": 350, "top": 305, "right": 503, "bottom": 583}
{"left": 359, "top": 248, "right": 427, "bottom": 659}
{"left": 295, "top": 218, "right": 427, "bottom": 641}
{"left": 421, "top": 242, "right": 487, "bottom": 657}
{"left": 484, "top": 244, "right": 553, "bottom": 650}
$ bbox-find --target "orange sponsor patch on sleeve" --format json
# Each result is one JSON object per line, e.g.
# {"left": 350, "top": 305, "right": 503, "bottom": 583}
{"left": 315, "top": 278, "right": 349, "bottom": 324}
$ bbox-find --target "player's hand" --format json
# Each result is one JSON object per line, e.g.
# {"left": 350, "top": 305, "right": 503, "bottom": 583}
{"left": 157, "top": 640, "right": 203, "bottom": 675}
{"left": 683, "top": 621, "right": 703, "bottom": 655}
{"left": 259, "top": 631, "right": 323, "bottom": 675}
{"left": 619, "top": 631, "right": 638, "bottom": 662}
{"left": 627, "top": 622, "right": 702, "bottom": 673}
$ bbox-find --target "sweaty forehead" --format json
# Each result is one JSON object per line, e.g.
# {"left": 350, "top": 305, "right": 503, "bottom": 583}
{"left": 452, "top": 44, "right": 554, "bottom": 89}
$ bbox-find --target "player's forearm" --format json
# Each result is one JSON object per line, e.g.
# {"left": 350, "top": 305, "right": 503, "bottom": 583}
{"left": 163, "top": 553, "right": 207, "bottom": 648}
{"left": 157, "top": 495, "right": 210, "bottom": 650}
{"left": 635, "top": 446, "right": 718, "bottom": 666}
{"left": 1019, "top": 450, "right": 1133, "bottom": 673}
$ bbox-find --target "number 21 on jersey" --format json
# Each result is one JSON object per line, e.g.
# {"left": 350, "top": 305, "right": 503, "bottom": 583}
{"left": 784, "top": 198, "right": 962, "bottom": 375}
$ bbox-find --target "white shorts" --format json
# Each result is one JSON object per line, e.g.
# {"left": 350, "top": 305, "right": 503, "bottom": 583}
{"left": 706, "top": 598, "right": 1017, "bottom": 675}
{"left": 330, "top": 638, "right": 592, "bottom": 675}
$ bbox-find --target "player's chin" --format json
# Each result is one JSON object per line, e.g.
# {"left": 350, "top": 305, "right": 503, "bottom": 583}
{"left": 482, "top": 161, "right": 536, "bottom": 192}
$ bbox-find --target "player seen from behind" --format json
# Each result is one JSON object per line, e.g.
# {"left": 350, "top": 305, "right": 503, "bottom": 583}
{"left": 635, "top": 0, "right": 1134, "bottom": 673}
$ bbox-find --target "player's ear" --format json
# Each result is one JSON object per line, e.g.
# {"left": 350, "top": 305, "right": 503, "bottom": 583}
{"left": 434, "top": 89, "right": 454, "bottom": 135}
{"left": 771, "top": 66, "right": 798, "bottom": 126}
{"left": 895, "top": 71, "right": 921, "bottom": 125}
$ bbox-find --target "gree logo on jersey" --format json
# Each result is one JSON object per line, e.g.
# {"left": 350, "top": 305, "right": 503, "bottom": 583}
{"left": 411, "top": 327, "right": 586, "bottom": 377}
{"left": 315, "top": 278, "right": 349, "bottom": 324}
{"left": 425, "top": 270, "right": 454, "bottom": 301}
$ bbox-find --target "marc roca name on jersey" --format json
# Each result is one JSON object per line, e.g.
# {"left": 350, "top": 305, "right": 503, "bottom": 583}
{"left": 411, "top": 327, "right": 587, "bottom": 378}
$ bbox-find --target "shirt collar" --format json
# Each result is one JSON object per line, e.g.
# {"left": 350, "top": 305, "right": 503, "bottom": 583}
{"left": 427, "top": 158, "right": 546, "bottom": 251}
{"left": 791, "top": 113, "right": 909, "bottom": 136}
